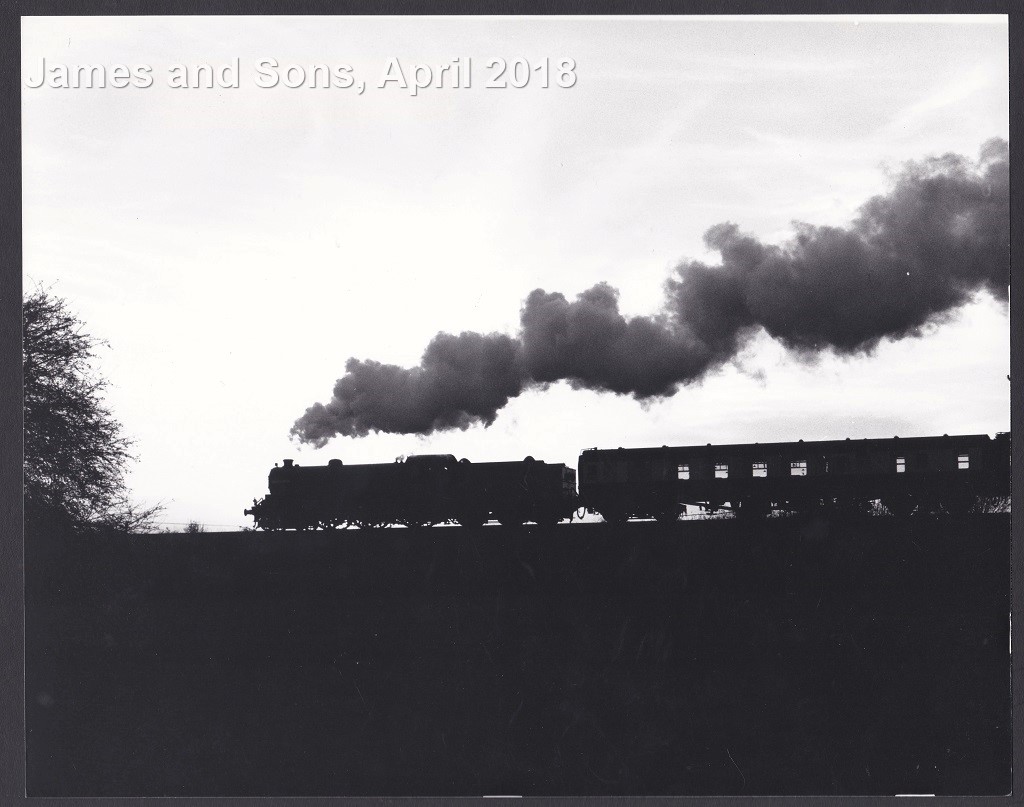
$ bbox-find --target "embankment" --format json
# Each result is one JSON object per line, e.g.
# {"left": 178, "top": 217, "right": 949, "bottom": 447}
{"left": 25, "top": 515, "right": 1010, "bottom": 796}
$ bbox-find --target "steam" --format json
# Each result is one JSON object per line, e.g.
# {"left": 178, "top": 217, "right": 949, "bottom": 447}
{"left": 292, "top": 139, "right": 1008, "bottom": 446}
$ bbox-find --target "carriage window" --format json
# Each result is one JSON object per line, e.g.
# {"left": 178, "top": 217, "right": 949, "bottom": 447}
{"left": 752, "top": 461, "right": 768, "bottom": 478}
{"left": 715, "top": 463, "right": 729, "bottom": 479}
{"left": 896, "top": 457, "right": 906, "bottom": 473}
{"left": 677, "top": 464, "right": 690, "bottom": 480}
{"left": 957, "top": 453, "right": 970, "bottom": 470}
{"left": 790, "top": 461, "right": 807, "bottom": 477}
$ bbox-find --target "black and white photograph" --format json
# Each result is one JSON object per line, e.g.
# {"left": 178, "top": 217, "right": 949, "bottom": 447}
{"left": 20, "top": 11, "right": 1012, "bottom": 797}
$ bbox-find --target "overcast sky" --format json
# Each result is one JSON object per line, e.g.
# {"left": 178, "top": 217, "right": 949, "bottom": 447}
{"left": 22, "top": 15, "right": 1009, "bottom": 530}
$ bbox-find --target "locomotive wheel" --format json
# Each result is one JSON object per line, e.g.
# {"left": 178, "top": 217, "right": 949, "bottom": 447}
{"left": 600, "top": 510, "right": 628, "bottom": 525}
{"left": 497, "top": 512, "right": 525, "bottom": 527}
{"left": 258, "top": 514, "right": 280, "bottom": 531}
{"left": 457, "top": 513, "right": 487, "bottom": 528}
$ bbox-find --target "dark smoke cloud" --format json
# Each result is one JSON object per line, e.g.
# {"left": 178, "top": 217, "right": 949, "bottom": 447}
{"left": 295, "top": 332, "right": 523, "bottom": 442}
{"left": 292, "top": 139, "right": 1008, "bottom": 445}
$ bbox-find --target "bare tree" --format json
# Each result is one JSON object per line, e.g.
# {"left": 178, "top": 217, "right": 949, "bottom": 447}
{"left": 23, "top": 287, "right": 161, "bottom": 534}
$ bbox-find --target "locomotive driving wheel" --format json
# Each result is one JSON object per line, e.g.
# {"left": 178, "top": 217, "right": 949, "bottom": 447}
{"left": 457, "top": 512, "right": 487, "bottom": 528}
{"left": 496, "top": 511, "right": 525, "bottom": 527}
{"left": 600, "top": 510, "right": 628, "bottom": 526}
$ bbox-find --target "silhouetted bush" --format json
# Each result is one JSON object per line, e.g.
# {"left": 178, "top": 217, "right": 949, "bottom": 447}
{"left": 24, "top": 286, "right": 162, "bottom": 535}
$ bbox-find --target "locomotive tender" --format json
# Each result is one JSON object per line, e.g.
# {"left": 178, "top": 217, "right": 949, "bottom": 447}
{"left": 245, "top": 433, "right": 1009, "bottom": 530}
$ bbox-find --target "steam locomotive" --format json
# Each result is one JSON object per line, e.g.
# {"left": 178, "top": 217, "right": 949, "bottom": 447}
{"left": 245, "top": 454, "right": 578, "bottom": 531}
{"left": 245, "top": 432, "right": 1010, "bottom": 530}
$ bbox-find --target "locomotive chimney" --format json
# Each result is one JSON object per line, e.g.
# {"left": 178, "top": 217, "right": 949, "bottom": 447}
{"left": 283, "top": 459, "right": 294, "bottom": 468}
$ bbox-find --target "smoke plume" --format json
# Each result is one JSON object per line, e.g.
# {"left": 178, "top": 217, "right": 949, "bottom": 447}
{"left": 292, "top": 139, "right": 1008, "bottom": 446}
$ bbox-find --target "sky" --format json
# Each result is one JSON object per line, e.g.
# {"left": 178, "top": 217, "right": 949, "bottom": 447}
{"left": 22, "top": 15, "right": 1010, "bottom": 531}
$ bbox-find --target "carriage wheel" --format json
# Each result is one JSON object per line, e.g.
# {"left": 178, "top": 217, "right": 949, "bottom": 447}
{"left": 883, "top": 495, "right": 915, "bottom": 518}
{"left": 835, "top": 497, "right": 872, "bottom": 515}
{"left": 653, "top": 505, "right": 679, "bottom": 525}
{"left": 941, "top": 488, "right": 976, "bottom": 516}
{"left": 735, "top": 498, "right": 769, "bottom": 519}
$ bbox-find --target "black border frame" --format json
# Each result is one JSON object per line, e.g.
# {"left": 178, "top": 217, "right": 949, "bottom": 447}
{"left": 3, "top": 2, "right": 1019, "bottom": 805}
